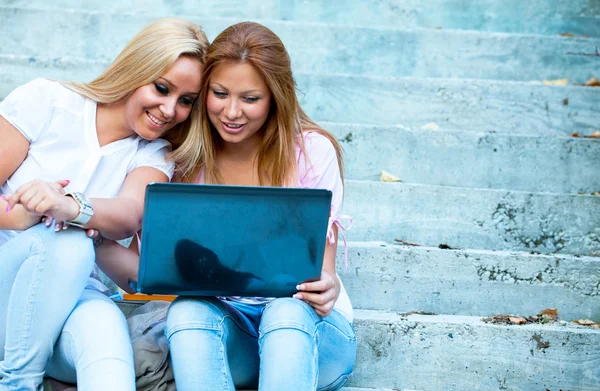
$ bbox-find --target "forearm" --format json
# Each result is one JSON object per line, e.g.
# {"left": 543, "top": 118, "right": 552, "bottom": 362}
{"left": 85, "top": 197, "right": 143, "bottom": 240}
{"left": 0, "top": 200, "right": 40, "bottom": 230}
{"left": 95, "top": 239, "right": 139, "bottom": 294}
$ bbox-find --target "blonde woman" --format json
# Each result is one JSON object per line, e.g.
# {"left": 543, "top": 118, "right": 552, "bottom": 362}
{"left": 0, "top": 18, "right": 208, "bottom": 390}
{"left": 165, "top": 22, "right": 356, "bottom": 391}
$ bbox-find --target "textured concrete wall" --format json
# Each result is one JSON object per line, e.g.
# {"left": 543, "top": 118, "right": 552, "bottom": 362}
{"left": 6, "top": 0, "right": 600, "bottom": 36}
{"left": 2, "top": 7, "right": 599, "bottom": 82}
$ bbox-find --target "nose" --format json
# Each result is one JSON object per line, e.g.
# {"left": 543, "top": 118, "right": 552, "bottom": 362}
{"left": 160, "top": 97, "right": 177, "bottom": 120}
{"left": 225, "top": 99, "right": 241, "bottom": 120}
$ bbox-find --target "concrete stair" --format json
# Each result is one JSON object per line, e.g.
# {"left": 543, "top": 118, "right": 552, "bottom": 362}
{"left": 2, "top": 1, "right": 599, "bottom": 390}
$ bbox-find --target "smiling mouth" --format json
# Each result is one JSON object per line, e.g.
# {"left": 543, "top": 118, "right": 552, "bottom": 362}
{"left": 222, "top": 121, "right": 246, "bottom": 133}
{"left": 147, "top": 111, "right": 167, "bottom": 126}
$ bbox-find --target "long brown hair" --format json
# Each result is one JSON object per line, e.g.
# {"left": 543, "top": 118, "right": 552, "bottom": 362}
{"left": 65, "top": 18, "right": 209, "bottom": 179}
{"left": 185, "top": 22, "right": 343, "bottom": 185}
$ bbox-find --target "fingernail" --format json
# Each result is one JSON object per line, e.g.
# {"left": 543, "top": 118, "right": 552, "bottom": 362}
{"left": 65, "top": 180, "right": 70, "bottom": 184}
{"left": 296, "top": 285, "right": 303, "bottom": 290}
{"left": 62, "top": 225, "right": 68, "bottom": 231}
{"left": 293, "top": 294, "right": 301, "bottom": 300}
{"left": 87, "top": 230, "right": 94, "bottom": 238}
{"left": 5, "top": 204, "right": 10, "bottom": 213}
{"left": 1, "top": 195, "right": 7, "bottom": 201}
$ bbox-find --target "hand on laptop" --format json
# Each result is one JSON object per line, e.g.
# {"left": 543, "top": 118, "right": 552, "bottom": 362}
{"left": 293, "top": 270, "right": 340, "bottom": 317}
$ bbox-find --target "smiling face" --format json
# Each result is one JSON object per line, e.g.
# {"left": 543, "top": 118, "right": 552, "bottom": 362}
{"left": 206, "top": 61, "right": 272, "bottom": 149}
{"left": 124, "top": 55, "right": 203, "bottom": 141}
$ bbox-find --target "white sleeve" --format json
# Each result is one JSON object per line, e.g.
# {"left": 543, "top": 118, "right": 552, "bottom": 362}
{"left": 0, "top": 78, "right": 56, "bottom": 142}
{"left": 128, "top": 139, "right": 176, "bottom": 180}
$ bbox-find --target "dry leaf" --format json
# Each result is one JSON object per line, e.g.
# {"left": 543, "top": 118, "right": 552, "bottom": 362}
{"left": 509, "top": 316, "right": 527, "bottom": 325}
{"left": 559, "top": 32, "right": 575, "bottom": 37}
{"left": 380, "top": 170, "right": 401, "bottom": 182}
{"left": 421, "top": 122, "right": 440, "bottom": 131}
{"left": 571, "top": 132, "right": 579, "bottom": 137}
{"left": 590, "top": 130, "right": 600, "bottom": 138}
{"left": 584, "top": 77, "right": 600, "bottom": 87}
{"left": 573, "top": 319, "right": 598, "bottom": 326}
{"left": 539, "top": 308, "right": 558, "bottom": 320}
{"left": 543, "top": 78, "right": 568, "bottom": 86}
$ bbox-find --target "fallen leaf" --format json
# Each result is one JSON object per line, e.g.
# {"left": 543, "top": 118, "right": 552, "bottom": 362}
{"left": 559, "top": 32, "right": 575, "bottom": 37}
{"left": 543, "top": 78, "right": 568, "bottom": 86}
{"left": 589, "top": 130, "right": 600, "bottom": 138}
{"left": 421, "top": 122, "right": 440, "bottom": 131}
{"left": 573, "top": 319, "right": 598, "bottom": 326}
{"left": 380, "top": 170, "right": 401, "bottom": 182}
{"left": 539, "top": 308, "right": 558, "bottom": 320}
{"left": 584, "top": 77, "right": 600, "bottom": 87}
{"left": 591, "top": 191, "right": 600, "bottom": 196}
{"left": 571, "top": 132, "right": 579, "bottom": 137}
{"left": 509, "top": 316, "right": 527, "bottom": 325}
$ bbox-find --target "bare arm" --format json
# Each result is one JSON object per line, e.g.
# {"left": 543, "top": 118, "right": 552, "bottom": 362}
{"left": 6, "top": 166, "right": 169, "bottom": 240}
{"left": 294, "top": 225, "right": 341, "bottom": 317}
{"left": 0, "top": 115, "right": 41, "bottom": 230}
{"left": 94, "top": 239, "right": 140, "bottom": 294}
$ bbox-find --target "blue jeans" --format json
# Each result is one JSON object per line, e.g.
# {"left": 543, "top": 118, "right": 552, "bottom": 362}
{"left": 166, "top": 297, "right": 357, "bottom": 391}
{"left": 0, "top": 222, "right": 135, "bottom": 391}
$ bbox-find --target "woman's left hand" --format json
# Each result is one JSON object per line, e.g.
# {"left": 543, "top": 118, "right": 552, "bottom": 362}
{"left": 5, "top": 179, "right": 78, "bottom": 222}
{"left": 293, "top": 270, "right": 340, "bottom": 317}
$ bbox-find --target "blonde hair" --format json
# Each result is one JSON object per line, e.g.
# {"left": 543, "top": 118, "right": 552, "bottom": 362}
{"left": 188, "top": 22, "right": 343, "bottom": 186}
{"left": 65, "top": 18, "right": 209, "bottom": 178}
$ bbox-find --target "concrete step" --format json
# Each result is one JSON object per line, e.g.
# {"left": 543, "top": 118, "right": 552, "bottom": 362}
{"left": 1, "top": 59, "right": 598, "bottom": 137}
{"left": 328, "top": 123, "right": 600, "bottom": 194}
{"left": 10, "top": 0, "right": 600, "bottom": 37}
{"left": 342, "top": 180, "right": 600, "bottom": 255}
{"left": 349, "top": 309, "right": 600, "bottom": 391}
{"left": 51, "top": 302, "right": 600, "bottom": 391}
{"left": 336, "top": 241, "right": 600, "bottom": 320}
{"left": 1, "top": 7, "right": 599, "bottom": 82}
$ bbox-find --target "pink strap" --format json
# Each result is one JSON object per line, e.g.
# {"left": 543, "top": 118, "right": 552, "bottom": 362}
{"left": 327, "top": 214, "right": 353, "bottom": 267}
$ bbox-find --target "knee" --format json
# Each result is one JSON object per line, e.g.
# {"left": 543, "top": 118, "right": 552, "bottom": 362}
{"left": 69, "top": 298, "right": 130, "bottom": 346}
{"left": 260, "top": 298, "right": 318, "bottom": 336}
{"left": 165, "top": 297, "right": 228, "bottom": 338}
{"left": 25, "top": 223, "right": 95, "bottom": 272}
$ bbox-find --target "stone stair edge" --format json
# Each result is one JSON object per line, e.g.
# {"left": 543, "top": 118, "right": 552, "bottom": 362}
{"left": 3, "top": 4, "right": 599, "bottom": 41}
{"left": 340, "top": 240, "right": 600, "bottom": 262}
{"left": 343, "top": 179, "right": 600, "bottom": 199}
{"left": 3, "top": 53, "right": 599, "bottom": 90}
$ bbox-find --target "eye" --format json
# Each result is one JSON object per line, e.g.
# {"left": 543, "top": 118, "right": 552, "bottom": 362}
{"left": 243, "top": 96, "right": 259, "bottom": 103}
{"left": 179, "top": 96, "right": 194, "bottom": 106}
{"left": 154, "top": 83, "right": 169, "bottom": 95}
{"left": 212, "top": 90, "right": 227, "bottom": 98}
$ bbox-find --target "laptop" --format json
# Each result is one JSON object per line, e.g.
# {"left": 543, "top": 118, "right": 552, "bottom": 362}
{"left": 133, "top": 183, "right": 332, "bottom": 297}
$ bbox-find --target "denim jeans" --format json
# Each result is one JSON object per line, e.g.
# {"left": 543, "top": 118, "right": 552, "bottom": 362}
{"left": 0, "top": 222, "right": 135, "bottom": 391}
{"left": 166, "top": 296, "right": 357, "bottom": 391}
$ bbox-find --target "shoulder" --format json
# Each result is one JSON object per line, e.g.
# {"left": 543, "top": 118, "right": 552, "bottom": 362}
{"left": 298, "top": 131, "right": 337, "bottom": 161}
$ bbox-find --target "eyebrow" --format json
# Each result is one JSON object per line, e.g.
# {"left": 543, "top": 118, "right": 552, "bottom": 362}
{"left": 211, "top": 82, "right": 264, "bottom": 95}
{"left": 158, "top": 77, "right": 200, "bottom": 96}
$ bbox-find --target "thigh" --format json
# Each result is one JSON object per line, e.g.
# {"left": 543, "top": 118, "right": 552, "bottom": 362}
{"left": 166, "top": 297, "right": 261, "bottom": 389}
{"left": 45, "top": 289, "right": 135, "bottom": 389}
{"left": 316, "top": 310, "right": 357, "bottom": 391}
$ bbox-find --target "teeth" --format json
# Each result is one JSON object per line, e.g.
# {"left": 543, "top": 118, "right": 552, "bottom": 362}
{"left": 225, "top": 123, "right": 243, "bottom": 128}
{"left": 147, "top": 112, "right": 166, "bottom": 125}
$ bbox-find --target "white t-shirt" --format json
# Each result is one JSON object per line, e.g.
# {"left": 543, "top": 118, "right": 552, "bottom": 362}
{"left": 0, "top": 78, "right": 175, "bottom": 283}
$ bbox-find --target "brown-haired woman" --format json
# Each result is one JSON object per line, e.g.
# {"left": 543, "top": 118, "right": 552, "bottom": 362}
{"left": 164, "top": 22, "right": 357, "bottom": 391}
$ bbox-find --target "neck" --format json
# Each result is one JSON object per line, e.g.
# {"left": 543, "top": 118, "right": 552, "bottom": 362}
{"left": 219, "top": 134, "right": 262, "bottom": 163}
{"left": 96, "top": 102, "right": 135, "bottom": 147}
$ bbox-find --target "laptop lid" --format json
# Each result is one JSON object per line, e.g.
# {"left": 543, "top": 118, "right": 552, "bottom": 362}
{"left": 136, "top": 183, "right": 332, "bottom": 297}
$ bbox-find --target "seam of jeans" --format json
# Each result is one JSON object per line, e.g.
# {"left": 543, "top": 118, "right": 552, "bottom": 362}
{"left": 320, "top": 313, "right": 357, "bottom": 343}
{"left": 18, "top": 233, "right": 46, "bottom": 357}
